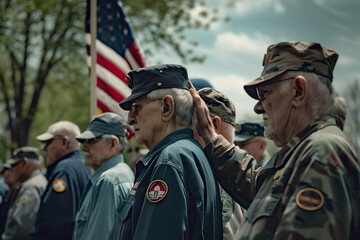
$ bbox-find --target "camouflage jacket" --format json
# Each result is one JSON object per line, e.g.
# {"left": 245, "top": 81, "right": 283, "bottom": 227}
{"left": 204, "top": 115, "right": 360, "bottom": 239}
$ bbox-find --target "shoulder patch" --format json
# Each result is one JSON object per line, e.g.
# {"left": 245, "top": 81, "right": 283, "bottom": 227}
{"left": 146, "top": 180, "right": 168, "bottom": 203}
{"left": 296, "top": 187, "right": 324, "bottom": 211}
{"left": 52, "top": 179, "right": 66, "bottom": 192}
{"left": 17, "top": 195, "right": 29, "bottom": 205}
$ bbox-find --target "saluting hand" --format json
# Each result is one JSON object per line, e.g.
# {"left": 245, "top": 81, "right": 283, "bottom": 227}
{"left": 189, "top": 81, "right": 218, "bottom": 144}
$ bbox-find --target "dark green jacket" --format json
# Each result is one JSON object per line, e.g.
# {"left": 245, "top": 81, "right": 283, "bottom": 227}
{"left": 108, "top": 128, "right": 223, "bottom": 240}
{"left": 205, "top": 116, "right": 360, "bottom": 240}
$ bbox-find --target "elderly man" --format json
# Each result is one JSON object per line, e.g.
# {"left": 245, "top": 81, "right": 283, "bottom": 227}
{"left": 1, "top": 147, "right": 47, "bottom": 240}
{"left": 72, "top": 113, "right": 134, "bottom": 240}
{"left": 29, "top": 121, "right": 90, "bottom": 240}
{"left": 234, "top": 120, "right": 270, "bottom": 168}
{"left": 194, "top": 87, "right": 246, "bottom": 240}
{"left": 190, "top": 41, "right": 360, "bottom": 239}
{"left": 108, "top": 64, "right": 222, "bottom": 240}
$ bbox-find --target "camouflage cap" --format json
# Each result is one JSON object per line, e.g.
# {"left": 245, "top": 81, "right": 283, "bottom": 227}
{"left": 244, "top": 41, "right": 339, "bottom": 99}
{"left": 7, "top": 146, "right": 43, "bottom": 165}
{"left": 119, "top": 64, "right": 189, "bottom": 110}
{"left": 76, "top": 112, "right": 127, "bottom": 142}
{"left": 198, "top": 88, "right": 236, "bottom": 127}
{"left": 234, "top": 120, "right": 265, "bottom": 142}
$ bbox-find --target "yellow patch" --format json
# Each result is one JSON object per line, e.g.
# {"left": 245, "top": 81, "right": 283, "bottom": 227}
{"left": 296, "top": 187, "right": 324, "bottom": 211}
{"left": 146, "top": 180, "right": 168, "bottom": 203}
{"left": 52, "top": 179, "right": 66, "bottom": 192}
{"left": 17, "top": 195, "right": 29, "bottom": 205}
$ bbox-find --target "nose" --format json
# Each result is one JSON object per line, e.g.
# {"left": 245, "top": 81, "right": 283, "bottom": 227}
{"left": 254, "top": 100, "right": 264, "bottom": 115}
{"left": 127, "top": 112, "right": 135, "bottom": 126}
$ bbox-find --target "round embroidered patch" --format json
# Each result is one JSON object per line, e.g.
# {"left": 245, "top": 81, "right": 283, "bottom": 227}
{"left": 296, "top": 187, "right": 324, "bottom": 211}
{"left": 52, "top": 179, "right": 66, "bottom": 192}
{"left": 17, "top": 195, "right": 29, "bottom": 205}
{"left": 146, "top": 180, "right": 168, "bottom": 203}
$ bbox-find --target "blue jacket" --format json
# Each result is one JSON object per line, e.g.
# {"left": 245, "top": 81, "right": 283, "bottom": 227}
{"left": 108, "top": 128, "right": 223, "bottom": 240}
{"left": 73, "top": 154, "right": 134, "bottom": 240}
{"left": 29, "top": 150, "right": 90, "bottom": 240}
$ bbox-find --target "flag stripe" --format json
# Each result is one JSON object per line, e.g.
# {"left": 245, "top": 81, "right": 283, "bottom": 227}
{"left": 97, "top": 77, "right": 125, "bottom": 102}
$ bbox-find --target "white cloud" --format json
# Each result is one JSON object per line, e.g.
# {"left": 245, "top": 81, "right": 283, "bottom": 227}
{"left": 214, "top": 32, "right": 272, "bottom": 56}
{"left": 338, "top": 55, "right": 358, "bottom": 66}
{"left": 234, "top": 0, "right": 285, "bottom": 15}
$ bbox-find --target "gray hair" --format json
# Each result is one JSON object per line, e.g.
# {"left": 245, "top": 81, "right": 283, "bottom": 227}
{"left": 147, "top": 88, "right": 194, "bottom": 127}
{"left": 102, "top": 134, "right": 127, "bottom": 154}
{"left": 282, "top": 71, "right": 334, "bottom": 119}
{"left": 329, "top": 91, "right": 348, "bottom": 130}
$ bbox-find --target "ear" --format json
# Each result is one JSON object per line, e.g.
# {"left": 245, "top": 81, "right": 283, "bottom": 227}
{"left": 212, "top": 116, "right": 222, "bottom": 134}
{"left": 161, "top": 95, "right": 175, "bottom": 122}
{"left": 62, "top": 136, "right": 70, "bottom": 148}
{"left": 292, "top": 76, "right": 307, "bottom": 107}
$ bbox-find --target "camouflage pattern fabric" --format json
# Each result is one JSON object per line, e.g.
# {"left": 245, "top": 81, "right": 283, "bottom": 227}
{"left": 204, "top": 115, "right": 360, "bottom": 239}
{"left": 198, "top": 88, "right": 236, "bottom": 127}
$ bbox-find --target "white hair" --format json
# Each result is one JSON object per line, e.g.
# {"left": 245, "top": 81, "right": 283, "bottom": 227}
{"left": 102, "top": 134, "right": 127, "bottom": 154}
{"left": 147, "top": 88, "right": 194, "bottom": 127}
{"left": 281, "top": 71, "right": 334, "bottom": 119}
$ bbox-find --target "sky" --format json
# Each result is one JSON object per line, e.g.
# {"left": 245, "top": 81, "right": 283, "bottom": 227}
{"left": 148, "top": 0, "right": 360, "bottom": 121}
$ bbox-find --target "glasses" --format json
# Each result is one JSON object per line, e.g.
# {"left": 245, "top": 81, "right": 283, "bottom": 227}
{"left": 10, "top": 159, "right": 24, "bottom": 168}
{"left": 256, "top": 77, "right": 294, "bottom": 101}
{"left": 130, "top": 98, "right": 163, "bottom": 114}
{"left": 82, "top": 137, "right": 102, "bottom": 145}
{"left": 44, "top": 135, "right": 63, "bottom": 147}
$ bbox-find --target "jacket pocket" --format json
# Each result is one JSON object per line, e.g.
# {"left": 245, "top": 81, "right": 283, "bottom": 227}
{"left": 245, "top": 193, "right": 281, "bottom": 223}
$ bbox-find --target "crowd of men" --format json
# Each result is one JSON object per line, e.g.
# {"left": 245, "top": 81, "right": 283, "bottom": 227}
{"left": 0, "top": 41, "right": 359, "bottom": 240}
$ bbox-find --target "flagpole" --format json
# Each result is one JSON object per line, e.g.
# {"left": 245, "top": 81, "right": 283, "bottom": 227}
{"left": 90, "top": 0, "right": 97, "bottom": 119}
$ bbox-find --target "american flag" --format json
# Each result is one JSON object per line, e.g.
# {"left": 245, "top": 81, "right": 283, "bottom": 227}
{"left": 85, "top": 0, "right": 146, "bottom": 122}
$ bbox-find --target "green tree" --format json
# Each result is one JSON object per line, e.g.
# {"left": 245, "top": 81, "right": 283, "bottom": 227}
{"left": 0, "top": 0, "right": 223, "bottom": 159}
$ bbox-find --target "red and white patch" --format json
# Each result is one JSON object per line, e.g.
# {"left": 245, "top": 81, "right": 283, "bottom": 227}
{"left": 146, "top": 180, "right": 168, "bottom": 203}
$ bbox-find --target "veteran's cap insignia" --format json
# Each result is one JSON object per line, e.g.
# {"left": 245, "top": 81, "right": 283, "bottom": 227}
{"left": 146, "top": 180, "right": 168, "bottom": 203}
{"left": 296, "top": 187, "right": 324, "bottom": 211}
{"left": 52, "top": 179, "right": 66, "bottom": 192}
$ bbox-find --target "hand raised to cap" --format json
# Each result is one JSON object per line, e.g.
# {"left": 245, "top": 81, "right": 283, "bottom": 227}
{"left": 189, "top": 81, "right": 218, "bottom": 145}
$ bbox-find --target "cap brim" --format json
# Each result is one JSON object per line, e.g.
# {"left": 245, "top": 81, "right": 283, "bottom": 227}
{"left": 234, "top": 135, "right": 253, "bottom": 142}
{"left": 36, "top": 132, "right": 55, "bottom": 142}
{"left": 119, "top": 90, "right": 150, "bottom": 110}
{"left": 6, "top": 158, "right": 19, "bottom": 165}
{"left": 76, "top": 130, "right": 103, "bottom": 142}
{"left": 244, "top": 69, "right": 287, "bottom": 100}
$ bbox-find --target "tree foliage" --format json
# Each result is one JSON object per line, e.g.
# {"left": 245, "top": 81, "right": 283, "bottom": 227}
{"left": 0, "top": 0, "right": 222, "bottom": 159}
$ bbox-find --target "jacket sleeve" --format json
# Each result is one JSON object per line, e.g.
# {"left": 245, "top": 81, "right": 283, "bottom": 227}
{"left": 133, "top": 163, "right": 189, "bottom": 240}
{"left": 204, "top": 134, "right": 258, "bottom": 209}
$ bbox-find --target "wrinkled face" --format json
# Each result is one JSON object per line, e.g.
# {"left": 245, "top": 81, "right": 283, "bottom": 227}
{"left": 127, "top": 97, "right": 163, "bottom": 149}
{"left": 235, "top": 138, "right": 262, "bottom": 161}
{"left": 81, "top": 137, "right": 111, "bottom": 170}
{"left": 254, "top": 78, "right": 294, "bottom": 146}
{"left": 42, "top": 135, "right": 65, "bottom": 166}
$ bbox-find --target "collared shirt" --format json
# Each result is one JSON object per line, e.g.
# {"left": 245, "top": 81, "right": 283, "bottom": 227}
{"left": 2, "top": 170, "right": 47, "bottom": 240}
{"left": 205, "top": 115, "right": 360, "bottom": 240}
{"left": 72, "top": 154, "right": 134, "bottom": 240}
{"left": 108, "top": 128, "right": 223, "bottom": 240}
{"left": 29, "top": 150, "right": 90, "bottom": 240}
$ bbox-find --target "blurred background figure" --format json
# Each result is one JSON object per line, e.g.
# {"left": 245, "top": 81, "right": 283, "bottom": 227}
{"left": 1, "top": 147, "right": 47, "bottom": 240}
{"left": 194, "top": 86, "right": 246, "bottom": 240}
{"left": 29, "top": 121, "right": 90, "bottom": 240}
{"left": 0, "top": 163, "right": 18, "bottom": 237}
{"left": 234, "top": 120, "right": 270, "bottom": 168}
{"left": 191, "top": 78, "right": 214, "bottom": 91}
{"left": 0, "top": 161, "right": 9, "bottom": 205}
